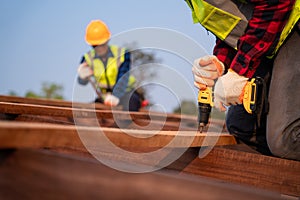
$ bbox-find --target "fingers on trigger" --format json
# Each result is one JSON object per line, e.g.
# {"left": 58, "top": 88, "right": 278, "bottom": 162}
{"left": 217, "top": 102, "right": 227, "bottom": 112}
{"left": 194, "top": 82, "right": 207, "bottom": 90}
{"left": 194, "top": 76, "right": 214, "bottom": 87}
{"left": 220, "top": 103, "right": 227, "bottom": 112}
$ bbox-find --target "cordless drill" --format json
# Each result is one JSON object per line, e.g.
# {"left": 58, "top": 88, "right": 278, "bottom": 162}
{"left": 197, "top": 76, "right": 264, "bottom": 133}
{"left": 197, "top": 57, "right": 219, "bottom": 133}
{"left": 197, "top": 87, "right": 213, "bottom": 133}
{"left": 242, "top": 77, "right": 266, "bottom": 129}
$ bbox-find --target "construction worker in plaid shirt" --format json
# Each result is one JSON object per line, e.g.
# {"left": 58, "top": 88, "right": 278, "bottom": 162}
{"left": 186, "top": 0, "right": 300, "bottom": 160}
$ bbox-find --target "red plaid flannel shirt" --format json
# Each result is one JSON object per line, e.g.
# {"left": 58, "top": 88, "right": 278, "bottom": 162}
{"left": 213, "top": 0, "right": 295, "bottom": 78}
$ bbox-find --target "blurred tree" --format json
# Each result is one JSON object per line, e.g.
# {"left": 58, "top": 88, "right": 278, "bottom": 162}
{"left": 125, "top": 42, "right": 161, "bottom": 85}
{"left": 41, "top": 82, "right": 64, "bottom": 99}
{"left": 8, "top": 91, "right": 18, "bottom": 96}
{"left": 124, "top": 42, "right": 161, "bottom": 104}
{"left": 25, "top": 91, "right": 40, "bottom": 98}
{"left": 173, "top": 100, "right": 197, "bottom": 116}
{"left": 25, "top": 82, "right": 64, "bottom": 100}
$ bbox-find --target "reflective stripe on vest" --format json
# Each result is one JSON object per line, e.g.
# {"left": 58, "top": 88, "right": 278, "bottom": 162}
{"left": 186, "top": 0, "right": 251, "bottom": 49}
{"left": 84, "top": 45, "right": 136, "bottom": 92}
{"left": 186, "top": 0, "right": 300, "bottom": 56}
{"left": 271, "top": 0, "right": 300, "bottom": 56}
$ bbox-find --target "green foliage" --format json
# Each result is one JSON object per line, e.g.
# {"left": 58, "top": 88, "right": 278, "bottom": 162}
{"left": 41, "top": 82, "right": 64, "bottom": 99}
{"left": 173, "top": 100, "right": 197, "bottom": 116}
{"left": 24, "top": 82, "right": 64, "bottom": 100}
{"left": 124, "top": 42, "right": 161, "bottom": 84}
{"left": 124, "top": 42, "right": 162, "bottom": 104}
{"left": 8, "top": 91, "right": 18, "bottom": 96}
{"left": 25, "top": 91, "right": 40, "bottom": 98}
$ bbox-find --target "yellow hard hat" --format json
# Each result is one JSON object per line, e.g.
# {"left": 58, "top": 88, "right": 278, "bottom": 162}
{"left": 85, "top": 20, "right": 111, "bottom": 46}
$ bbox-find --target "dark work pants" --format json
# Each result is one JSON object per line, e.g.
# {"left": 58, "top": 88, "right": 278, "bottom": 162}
{"left": 119, "top": 91, "right": 141, "bottom": 112}
{"left": 95, "top": 90, "right": 141, "bottom": 112}
{"left": 226, "top": 29, "right": 300, "bottom": 160}
{"left": 226, "top": 58, "right": 273, "bottom": 155}
{"left": 267, "top": 30, "right": 300, "bottom": 160}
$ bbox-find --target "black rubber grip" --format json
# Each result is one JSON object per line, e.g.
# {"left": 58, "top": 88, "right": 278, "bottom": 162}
{"left": 198, "top": 102, "right": 211, "bottom": 125}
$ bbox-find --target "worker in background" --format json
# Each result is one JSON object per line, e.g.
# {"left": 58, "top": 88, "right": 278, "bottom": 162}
{"left": 77, "top": 20, "right": 141, "bottom": 111}
{"left": 186, "top": 0, "right": 300, "bottom": 160}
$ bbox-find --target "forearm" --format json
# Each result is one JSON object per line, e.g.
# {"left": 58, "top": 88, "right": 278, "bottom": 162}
{"left": 213, "top": 38, "right": 236, "bottom": 72}
{"left": 231, "top": 0, "right": 295, "bottom": 78}
{"left": 77, "top": 56, "right": 90, "bottom": 85}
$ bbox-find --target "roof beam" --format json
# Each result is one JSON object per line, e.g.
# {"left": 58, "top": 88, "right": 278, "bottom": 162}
{"left": 0, "top": 121, "right": 236, "bottom": 150}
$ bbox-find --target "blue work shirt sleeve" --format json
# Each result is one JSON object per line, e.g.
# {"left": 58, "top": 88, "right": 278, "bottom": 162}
{"left": 77, "top": 56, "right": 89, "bottom": 85}
{"left": 113, "top": 51, "right": 131, "bottom": 98}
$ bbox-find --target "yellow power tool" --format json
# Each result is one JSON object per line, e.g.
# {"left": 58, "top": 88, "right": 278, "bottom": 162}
{"left": 197, "top": 58, "right": 220, "bottom": 133}
{"left": 197, "top": 76, "right": 265, "bottom": 132}
{"left": 242, "top": 78, "right": 257, "bottom": 114}
{"left": 197, "top": 87, "right": 213, "bottom": 133}
{"left": 242, "top": 77, "right": 265, "bottom": 115}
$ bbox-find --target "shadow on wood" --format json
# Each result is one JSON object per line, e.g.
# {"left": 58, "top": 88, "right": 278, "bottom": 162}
{"left": 0, "top": 149, "right": 282, "bottom": 200}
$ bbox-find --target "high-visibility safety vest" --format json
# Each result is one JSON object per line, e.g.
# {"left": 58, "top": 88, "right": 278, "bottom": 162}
{"left": 185, "top": 0, "right": 300, "bottom": 56}
{"left": 84, "top": 45, "right": 136, "bottom": 93}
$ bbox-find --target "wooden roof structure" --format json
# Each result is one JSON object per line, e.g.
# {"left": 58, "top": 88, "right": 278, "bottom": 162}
{"left": 0, "top": 95, "right": 299, "bottom": 199}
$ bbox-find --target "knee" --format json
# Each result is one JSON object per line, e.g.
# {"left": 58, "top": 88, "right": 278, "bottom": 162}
{"left": 120, "top": 91, "right": 141, "bottom": 112}
{"left": 267, "top": 119, "right": 300, "bottom": 160}
{"left": 226, "top": 105, "right": 256, "bottom": 141}
{"left": 129, "top": 92, "right": 141, "bottom": 111}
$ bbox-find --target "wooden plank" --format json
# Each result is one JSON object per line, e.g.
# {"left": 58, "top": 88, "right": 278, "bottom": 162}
{"left": 50, "top": 143, "right": 300, "bottom": 197}
{"left": 0, "top": 101, "right": 202, "bottom": 131}
{"left": 0, "top": 149, "right": 282, "bottom": 200}
{"left": 0, "top": 94, "right": 111, "bottom": 110}
{"left": 47, "top": 144, "right": 300, "bottom": 197}
{"left": 0, "top": 96, "right": 200, "bottom": 126}
{"left": 0, "top": 96, "right": 197, "bottom": 120}
{"left": 0, "top": 113, "right": 199, "bottom": 131}
{"left": 0, "top": 96, "right": 198, "bottom": 123}
{"left": 1, "top": 119, "right": 297, "bottom": 196}
{"left": 0, "top": 121, "right": 236, "bottom": 150}
{"left": 0, "top": 101, "right": 230, "bottom": 133}
{"left": 0, "top": 114, "right": 76, "bottom": 125}
{"left": 0, "top": 101, "right": 199, "bottom": 124}
{"left": 167, "top": 147, "right": 300, "bottom": 197}
{"left": 0, "top": 111, "right": 200, "bottom": 131}
{"left": 0, "top": 97, "right": 218, "bottom": 131}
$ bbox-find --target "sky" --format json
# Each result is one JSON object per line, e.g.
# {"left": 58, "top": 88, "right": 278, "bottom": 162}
{"left": 0, "top": 0, "right": 216, "bottom": 112}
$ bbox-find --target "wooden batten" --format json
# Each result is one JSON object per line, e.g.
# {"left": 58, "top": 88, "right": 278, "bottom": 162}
{"left": 0, "top": 121, "right": 236, "bottom": 151}
{"left": 0, "top": 101, "right": 197, "bottom": 123}
{"left": 1, "top": 96, "right": 298, "bottom": 198}
{"left": 167, "top": 147, "right": 300, "bottom": 197}
{"left": 0, "top": 149, "right": 282, "bottom": 200}
{"left": 0, "top": 94, "right": 111, "bottom": 110}
{"left": 0, "top": 101, "right": 204, "bottom": 130}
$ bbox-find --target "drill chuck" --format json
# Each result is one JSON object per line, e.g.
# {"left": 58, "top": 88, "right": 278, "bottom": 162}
{"left": 198, "top": 102, "right": 212, "bottom": 127}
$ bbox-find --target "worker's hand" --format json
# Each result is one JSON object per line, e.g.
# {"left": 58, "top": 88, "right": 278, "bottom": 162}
{"left": 214, "top": 69, "right": 248, "bottom": 111}
{"left": 192, "top": 55, "right": 225, "bottom": 89}
{"left": 104, "top": 93, "right": 120, "bottom": 107}
{"left": 77, "top": 63, "right": 93, "bottom": 80}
